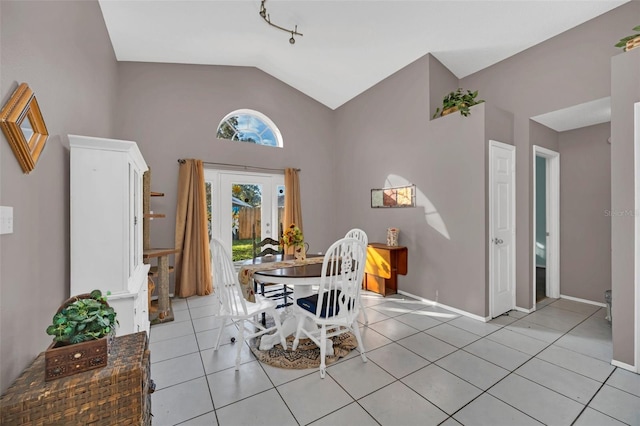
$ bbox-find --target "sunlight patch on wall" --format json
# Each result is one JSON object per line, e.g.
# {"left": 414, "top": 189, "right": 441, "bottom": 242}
{"left": 384, "top": 174, "right": 450, "bottom": 240}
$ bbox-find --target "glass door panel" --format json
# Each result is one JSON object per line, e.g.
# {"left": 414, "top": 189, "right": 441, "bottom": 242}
{"left": 277, "top": 184, "right": 285, "bottom": 239}
{"left": 231, "top": 182, "right": 263, "bottom": 262}
{"left": 204, "top": 170, "right": 284, "bottom": 264}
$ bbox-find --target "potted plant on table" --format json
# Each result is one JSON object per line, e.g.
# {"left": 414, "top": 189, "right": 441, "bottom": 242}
{"left": 280, "top": 223, "right": 306, "bottom": 261}
{"left": 44, "top": 290, "right": 118, "bottom": 380}
{"left": 433, "top": 88, "right": 484, "bottom": 118}
{"left": 615, "top": 25, "right": 640, "bottom": 51}
{"left": 46, "top": 290, "right": 117, "bottom": 345}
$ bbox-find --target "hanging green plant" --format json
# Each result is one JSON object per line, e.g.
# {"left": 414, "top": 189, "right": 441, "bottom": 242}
{"left": 433, "top": 88, "right": 484, "bottom": 119}
{"left": 615, "top": 25, "right": 640, "bottom": 51}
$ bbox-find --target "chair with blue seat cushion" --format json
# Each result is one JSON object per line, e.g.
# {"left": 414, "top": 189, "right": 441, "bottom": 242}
{"left": 292, "top": 237, "right": 367, "bottom": 378}
{"left": 296, "top": 290, "right": 356, "bottom": 318}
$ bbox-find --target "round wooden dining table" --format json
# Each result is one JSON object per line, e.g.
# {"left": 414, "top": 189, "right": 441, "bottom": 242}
{"left": 253, "top": 260, "right": 324, "bottom": 285}
{"left": 241, "top": 254, "right": 335, "bottom": 353}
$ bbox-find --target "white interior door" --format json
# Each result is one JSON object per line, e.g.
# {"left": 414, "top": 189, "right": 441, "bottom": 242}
{"left": 490, "top": 140, "right": 516, "bottom": 318}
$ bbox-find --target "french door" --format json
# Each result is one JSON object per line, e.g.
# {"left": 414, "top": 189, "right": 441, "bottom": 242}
{"left": 204, "top": 169, "right": 284, "bottom": 261}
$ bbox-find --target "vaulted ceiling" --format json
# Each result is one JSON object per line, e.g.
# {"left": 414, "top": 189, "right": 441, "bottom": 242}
{"left": 99, "top": 1, "right": 628, "bottom": 110}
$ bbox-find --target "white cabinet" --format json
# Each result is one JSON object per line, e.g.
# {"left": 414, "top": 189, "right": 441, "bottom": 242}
{"left": 69, "top": 135, "right": 150, "bottom": 336}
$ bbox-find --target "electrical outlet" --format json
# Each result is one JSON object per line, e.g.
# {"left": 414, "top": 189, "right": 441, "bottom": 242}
{"left": 435, "top": 290, "right": 439, "bottom": 301}
{"left": 0, "top": 206, "right": 14, "bottom": 235}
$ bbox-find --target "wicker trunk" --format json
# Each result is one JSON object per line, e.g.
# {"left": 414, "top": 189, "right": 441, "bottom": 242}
{"left": 1, "top": 332, "right": 151, "bottom": 425}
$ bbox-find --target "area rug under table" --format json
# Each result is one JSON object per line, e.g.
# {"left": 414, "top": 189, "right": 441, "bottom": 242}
{"left": 250, "top": 332, "right": 357, "bottom": 369}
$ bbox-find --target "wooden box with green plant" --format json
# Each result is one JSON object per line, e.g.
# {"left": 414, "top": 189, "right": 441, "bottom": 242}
{"left": 615, "top": 25, "right": 640, "bottom": 52}
{"left": 44, "top": 290, "right": 118, "bottom": 381}
{"left": 433, "top": 88, "right": 484, "bottom": 118}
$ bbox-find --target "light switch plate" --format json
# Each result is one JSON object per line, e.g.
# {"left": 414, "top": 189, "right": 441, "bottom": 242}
{"left": 0, "top": 206, "right": 14, "bottom": 235}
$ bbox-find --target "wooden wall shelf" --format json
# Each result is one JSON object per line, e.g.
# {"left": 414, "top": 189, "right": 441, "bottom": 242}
{"left": 144, "top": 213, "right": 166, "bottom": 219}
{"left": 144, "top": 248, "right": 180, "bottom": 258}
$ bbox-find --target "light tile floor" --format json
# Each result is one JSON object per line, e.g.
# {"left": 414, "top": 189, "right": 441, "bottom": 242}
{"left": 149, "top": 292, "right": 640, "bottom": 426}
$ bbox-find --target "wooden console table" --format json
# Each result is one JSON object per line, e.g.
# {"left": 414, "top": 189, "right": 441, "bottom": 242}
{"left": 0, "top": 332, "right": 151, "bottom": 425}
{"left": 364, "top": 243, "right": 408, "bottom": 296}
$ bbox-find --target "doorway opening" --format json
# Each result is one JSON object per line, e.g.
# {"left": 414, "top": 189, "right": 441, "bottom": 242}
{"left": 535, "top": 155, "right": 548, "bottom": 303}
{"left": 532, "top": 146, "right": 560, "bottom": 308}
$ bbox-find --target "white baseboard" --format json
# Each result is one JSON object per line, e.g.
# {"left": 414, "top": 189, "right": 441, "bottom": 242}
{"left": 611, "top": 359, "right": 637, "bottom": 373}
{"left": 560, "top": 294, "right": 606, "bottom": 308}
{"left": 514, "top": 306, "right": 534, "bottom": 314}
{"left": 397, "top": 290, "right": 491, "bottom": 322}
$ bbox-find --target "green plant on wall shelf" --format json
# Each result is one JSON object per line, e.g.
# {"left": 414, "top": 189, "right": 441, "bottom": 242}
{"left": 433, "top": 88, "right": 484, "bottom": 119}
{"left": 615, "top": 25, "right": 640, "bottom": 51}
{"left": 46, "top": 290, "right": 118, "bottom": 345}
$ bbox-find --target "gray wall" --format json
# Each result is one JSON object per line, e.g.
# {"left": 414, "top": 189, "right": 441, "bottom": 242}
{"left": 0, "top": 0, "right": 118, "bottom": 392}
{"left": 530, "top": 121, "right": 560, "bottom": 153}
{"left": 460, "top": 2, "right": 639, "bottom": 312}
{"left": 485, "top": 105, "right": 515, "bottom": 148}
{"left": 113, "top": 62, "right": 338, "bottom": 265}
{"left": 429, "top": 54, "right": 459, "bottom": 120}
{"left": 335, "top": 55, "right": 487, "bottom": 317}
{"left": 530, "top": 122, "right": 559, "bottom": 274}
{"left": 611, "top": 47, "right": 640, "bottom": 366}
{"left": 558, "top": 123, "right": 611, "bottom": 303}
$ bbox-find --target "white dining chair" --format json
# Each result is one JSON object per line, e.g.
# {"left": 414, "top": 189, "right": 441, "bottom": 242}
{"left": 345, "top": 228, "right": 369, "bottom": 324}
{"left": 210, "top": 238, "right": 288, "bottom": 370}
{"left": 252, "top": 225, "right": 291, "bottom": 324}
{"left": 292, "top": 237, "right": 368, "bottom": 378}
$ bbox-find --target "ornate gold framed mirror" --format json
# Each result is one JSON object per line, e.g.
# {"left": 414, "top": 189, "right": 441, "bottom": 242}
{"left": 0, "top": 83, "right": 49, "bottom": 174}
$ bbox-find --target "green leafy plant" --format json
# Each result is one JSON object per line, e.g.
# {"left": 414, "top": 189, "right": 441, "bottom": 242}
{"left": 615, "top": 25, "right": 640, "bottom": 50}
{"left": 46, "top": 290, "right": 118, "bottom": 345}
{"left": 433, "top": 88, "right": 484, "bottom": 118}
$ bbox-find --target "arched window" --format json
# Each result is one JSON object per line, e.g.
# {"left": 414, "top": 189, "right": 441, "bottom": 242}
{"left": 216, "top": 109, "right": 283, "bottom": 147}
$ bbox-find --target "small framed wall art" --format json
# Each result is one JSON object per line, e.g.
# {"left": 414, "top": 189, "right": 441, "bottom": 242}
{"left": 0, "top": 83, "right": 49, "bottom": 174}
{"left": 371, "top": 184, "right": 416, "bottom": 208}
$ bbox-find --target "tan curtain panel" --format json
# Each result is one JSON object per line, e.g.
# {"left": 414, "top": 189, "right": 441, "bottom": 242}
{"left": 283, "top": 168, "right": 303, "bottom": 255}
{"left": 174, "top": 159, "right": 212, "bottom": 297}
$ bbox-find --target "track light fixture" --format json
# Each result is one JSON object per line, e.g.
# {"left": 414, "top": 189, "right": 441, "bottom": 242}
{"left": 259, "top": 0, "right": 303, "bottom": 44}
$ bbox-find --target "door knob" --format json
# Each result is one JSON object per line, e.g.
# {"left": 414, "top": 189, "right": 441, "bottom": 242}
{"left": 494, "top": 238, "right": 504, "bottom": 245}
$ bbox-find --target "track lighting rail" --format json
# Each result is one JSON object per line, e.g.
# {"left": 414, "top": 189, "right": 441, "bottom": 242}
{"left": 259, "top": 0, "right": 303, "bottom": 44}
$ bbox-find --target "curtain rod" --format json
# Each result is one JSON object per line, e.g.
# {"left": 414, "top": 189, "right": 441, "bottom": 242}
{"left": 177, "top": 159, "right": 300, "bottom": 173}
